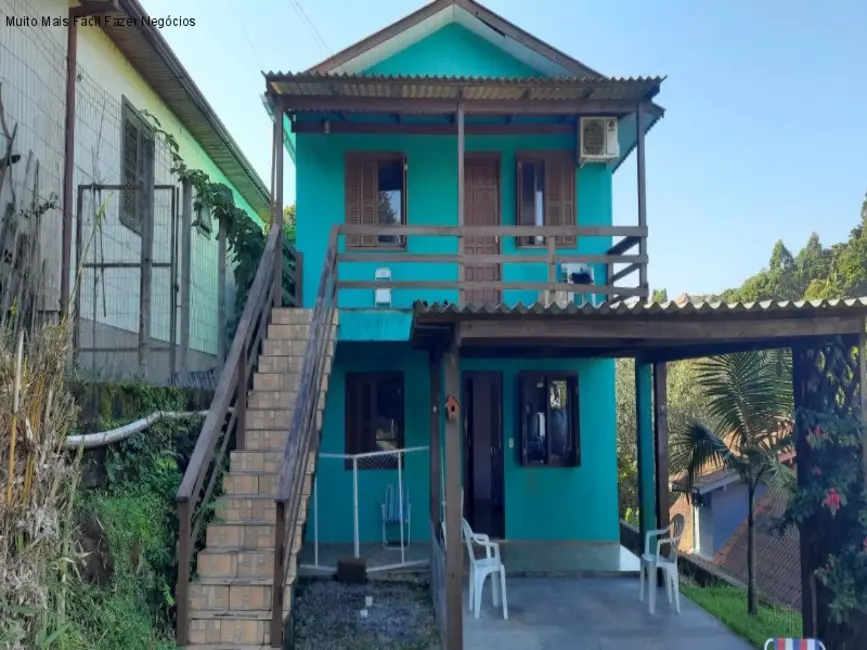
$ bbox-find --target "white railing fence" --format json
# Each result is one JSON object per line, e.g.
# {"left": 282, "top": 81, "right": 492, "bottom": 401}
{"left": 301, "top": 446, "right": 430, "bottom": 574}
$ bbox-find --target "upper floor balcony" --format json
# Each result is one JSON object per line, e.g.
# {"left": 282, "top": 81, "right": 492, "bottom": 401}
{"left": 330, "top": 223, "right": 647, "bottom": 310}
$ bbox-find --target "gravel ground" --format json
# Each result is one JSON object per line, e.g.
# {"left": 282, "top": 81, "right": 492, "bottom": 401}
{"left": 294, "top": 578, "right": 439, "bottom": 650}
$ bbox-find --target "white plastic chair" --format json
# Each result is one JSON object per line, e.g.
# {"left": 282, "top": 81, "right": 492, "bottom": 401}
{"left": 461, "top": 517, "right": 508, "bottom": 620}
{"left": 763, "top": 640, "right": 826, "bottom": 650}
{"left": 639, "top": 513, "right": 686, "bottom": 614}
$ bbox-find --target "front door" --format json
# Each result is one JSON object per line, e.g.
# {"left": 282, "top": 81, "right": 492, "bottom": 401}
{"left": 463, "top": 157, "right": 501, "bottom": 306}
{"left": 462, "top": 372, "right": 505, "bottom": 539}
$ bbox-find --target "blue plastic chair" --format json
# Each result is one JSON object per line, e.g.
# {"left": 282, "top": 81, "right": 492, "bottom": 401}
{"left": 380, "top": 484, "right": 411, "bottom": 549}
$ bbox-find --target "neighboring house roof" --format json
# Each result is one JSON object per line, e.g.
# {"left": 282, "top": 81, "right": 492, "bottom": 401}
{"left": 271, "top": 0, "right": 665, "bottom": 169}
{"left": 670, "top": 425, "right": 795, "bottom": 496}
{"left": 713, "top": 490, "right": 801, "bottom": 610}
{"left": 99, "top": 0, "right": 270, "bottom": 221}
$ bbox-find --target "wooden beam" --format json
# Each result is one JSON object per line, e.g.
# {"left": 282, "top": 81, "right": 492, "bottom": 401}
{"left": 338, "top": 252, "right": 646, "bottom": 265}
{"left": 284, "top": 95, "right": 649, "bottom": 115}
{"left": 443, "top": 338, "right": 463, "bottom": 650}
{"left": 457, "top": 317, "right": 866, "bottom": 342}
{"left": 607, "top": 235, "right": 641, "bottom": 256}
{"left": 636, "top": 104, "right": 648, "bottom": 298}
{"left": 292, "top": 121, "right": 573, "bottom": 135}
{"left": 636, "top": 360, "right": 656, "bottom": 539}
{"left": 337, "top": 224, "right": 646, "bottom": 238}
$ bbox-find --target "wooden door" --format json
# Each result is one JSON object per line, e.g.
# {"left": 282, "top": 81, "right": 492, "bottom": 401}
{"left": 462, "top": 372, "right": 505, "bottom": 539}
{"left": 463, "top": 158, "right": 501, "bottom": 306}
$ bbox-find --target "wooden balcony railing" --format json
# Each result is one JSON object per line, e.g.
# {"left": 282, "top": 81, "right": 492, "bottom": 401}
{"left": 334, "top": 224, "right": 648, "bottom": 304}
{"left": 175, "top": 225, "right": 299, "bottom": 646}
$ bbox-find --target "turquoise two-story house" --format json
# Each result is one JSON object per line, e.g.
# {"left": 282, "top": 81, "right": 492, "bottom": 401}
{"left": 265, "top": 0, "right": 665, "bottom": 567}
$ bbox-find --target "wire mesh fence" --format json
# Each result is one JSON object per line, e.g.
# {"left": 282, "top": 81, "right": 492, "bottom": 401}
{"left": 300, "top": 446, "right": 431, "bottom": 574}
{"left": 1, "top": 0, "right": 229, "bottom": 387}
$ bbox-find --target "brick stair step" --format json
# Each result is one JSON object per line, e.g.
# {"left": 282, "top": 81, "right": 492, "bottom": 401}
{"left": 244, "top": 408, "right": 324, "bottom": 431}
{"left": 214, "top": 494, "right": 309, "bottom": 524}
{"left": 189, "top": 580, "right": 292, "bottom": 611}
{"left": 271, "top": 308, "right": 313, "bottom": 325}
{"left": 229, "top": 450, "right": 317, "bottom": 474}
{"left": 243, "top": 428, "right": 325, "bottom": 455}
{"left": 266, "top": 323, "right": 311, "bottom": 340}
{"left": 256, "top": 355, "right": 304, "bottom": 374}
{"left": 187, "top": 614, "right": 272, "bottom": 646}
{"left": 184, "top": 645, "right": 267, "bottom": 650}
{"left": 206, "top": 520, "right": 304, "bottom": 551}
{"left": 195, "top": 549, "right": 300, "bottom": 582}
{"left": 223, "top": 470, "right": 312, "bottom": 497}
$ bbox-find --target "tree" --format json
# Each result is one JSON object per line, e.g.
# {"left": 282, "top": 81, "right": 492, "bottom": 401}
{"left": 283, "top": 204, "right": 296, "bottom": 245}
{"left": 670, "top": 350, "right": 794, "bottom": 615}
{"left": 651, "top": 288, "right": 668, "bottom": 303}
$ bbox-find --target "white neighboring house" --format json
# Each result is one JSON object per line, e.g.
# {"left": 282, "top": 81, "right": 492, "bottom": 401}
{"left": 0, "top": 0, "right": 270, "bottom": 385}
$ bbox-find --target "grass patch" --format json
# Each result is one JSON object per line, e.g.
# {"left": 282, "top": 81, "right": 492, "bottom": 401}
{"left": 682, "top": 582, "right": 802, "bottom": 648}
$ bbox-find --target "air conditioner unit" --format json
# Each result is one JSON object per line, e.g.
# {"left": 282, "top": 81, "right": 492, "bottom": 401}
{"left": 579, "top": 117, "right": 620, "bottom": 165}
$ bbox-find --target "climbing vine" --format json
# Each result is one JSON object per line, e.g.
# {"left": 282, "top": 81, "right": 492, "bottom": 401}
{"left": 777, "top": 407, "right": 867, "bottom": 625}
{"left": 140, "top": 111, "right": 297, "bottom": 340}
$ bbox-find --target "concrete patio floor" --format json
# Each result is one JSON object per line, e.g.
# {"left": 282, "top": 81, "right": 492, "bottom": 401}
{"left": 462, "top": 577, "right": 753, "bottom": 650}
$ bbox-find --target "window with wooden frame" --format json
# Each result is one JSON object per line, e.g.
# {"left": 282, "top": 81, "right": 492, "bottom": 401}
{"left": 515, "top": 152, "right": 576, "bottom": 248}
{"left": 345, "top": 153, "right": 407, "bottom": 248}
{"left": 517, "top": 371, "right": 580, "bottom": 467}
{"left": 345, "top": 372, "right": 405, "bottom": 469}
{"left": 120, "top": 97, "right": 156, "bottom": 235}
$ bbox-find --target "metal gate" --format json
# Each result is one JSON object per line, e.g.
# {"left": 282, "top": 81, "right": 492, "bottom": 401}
{"left": 73, "top": 182, "right": 180, "bottom": 383}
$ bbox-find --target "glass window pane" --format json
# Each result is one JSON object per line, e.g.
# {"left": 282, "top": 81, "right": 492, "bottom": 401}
{"left": 548, "top": 380, "right": 571, "bottom": 463}
{"left": 519, "top": 163, "right": 536, "bottom": 226}
{"left": 373, "top": 376, "right": 402, "bottom": 452}
{"left": 377, "top": 160, "right": 403, "bottom": 245}
{"left": 534, "top": 162, "right": 545, "bottom": 228}
{"left": 522, "top": 376, "right": 548, "bottom": 463}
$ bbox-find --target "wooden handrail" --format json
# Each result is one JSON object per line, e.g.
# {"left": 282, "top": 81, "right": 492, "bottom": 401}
{"left": 175, "top": 223, "right": 300, "bottom": 647}
{"left": 332, "top": 224, "right": 648, "bottom": 299}
{"left": 270, "top": 227, "right": 340, "bottom": 647}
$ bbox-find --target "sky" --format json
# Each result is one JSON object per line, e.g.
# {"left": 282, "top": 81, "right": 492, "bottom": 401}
{"left": 142, "top": 0, "right": 867, "bottom": 297}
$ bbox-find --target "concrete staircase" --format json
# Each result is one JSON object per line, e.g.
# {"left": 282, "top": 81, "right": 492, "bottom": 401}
{"left": 184, "top": 308, "right": 335, "bottom": 649}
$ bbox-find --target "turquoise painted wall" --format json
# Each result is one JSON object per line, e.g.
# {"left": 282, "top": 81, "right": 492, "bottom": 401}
{"left": 309, "top": 345, "right": 619, "bottom": 545}
{"left": 365, "top": 23, "right": 544, "bottom": 78}
{"left": 310, "top": 342, "right": 432, "bottom": 544}
{"left": 294, "top": 24, "right": 616, "bottom": 342}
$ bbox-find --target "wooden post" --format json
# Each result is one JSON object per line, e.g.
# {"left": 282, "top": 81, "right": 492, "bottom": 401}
{"left": 443, "top": 335, "right": 463, "bottom": 650}
{"left": 179, "top": 179, "right": 192, "bottom": 382}
{"left": 138, "top": 137, "right": 155, "bottom": 379}
{"left": 635, "top": 359, "right": 656, "bottom": 541}
{"left": 273, "top": 104, "right": 285, "bottom": 309}
{"left": 653, "top": 362, "right": 670, "bottom": 561}
{"left": 430, "top": 349, "right": 442, "bottom": 527}
{"left": 456, "top": 103, "right": 465, "bottom": 307}
{"left": 176, "top": 498, "right": 192, "bottom": 646}
{"left": 635, "top": 104, "right": 648, "bottom": 300}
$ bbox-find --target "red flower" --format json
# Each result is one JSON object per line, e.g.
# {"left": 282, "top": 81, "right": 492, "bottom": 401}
{"left": 823, "top": 488, "right": 841, "bottom": 515}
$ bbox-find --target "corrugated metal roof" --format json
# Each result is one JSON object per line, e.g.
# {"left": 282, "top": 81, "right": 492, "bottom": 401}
{"left": 264, "top": 72, "right": 664, "bottom": 106}
{"left": 412, "top": 297, "right": 867, "bottom": 319}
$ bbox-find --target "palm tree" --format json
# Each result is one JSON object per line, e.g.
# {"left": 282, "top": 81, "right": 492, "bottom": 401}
{"left": 670, "top": 350, "right": 794, "bottom": 615}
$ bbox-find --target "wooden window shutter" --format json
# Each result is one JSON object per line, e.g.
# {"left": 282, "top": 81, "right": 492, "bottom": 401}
{"left": 345, "top": 155, "right": 379, "bottom": 247}
{"left": 544, "top": 154, "right": 576, "bottom": 246}
{"left": 121, "top": 110, "right": 142, "bottom": 233}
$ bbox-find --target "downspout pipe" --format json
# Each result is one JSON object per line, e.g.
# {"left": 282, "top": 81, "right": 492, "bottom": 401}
{"left": 60, "top": 1, "right": 120, "bottom": 318}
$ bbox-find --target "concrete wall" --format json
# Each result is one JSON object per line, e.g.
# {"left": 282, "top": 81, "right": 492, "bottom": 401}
{"left": 311, "top": 342, "right": 618, "bottom": 544}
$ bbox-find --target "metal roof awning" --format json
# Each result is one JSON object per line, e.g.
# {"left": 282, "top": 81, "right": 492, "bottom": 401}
{"left": 263, "top": 72, "right": 665, "bottom": 115}
{"left": 409, "top": 298, "right": 867, "bottom": 361}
